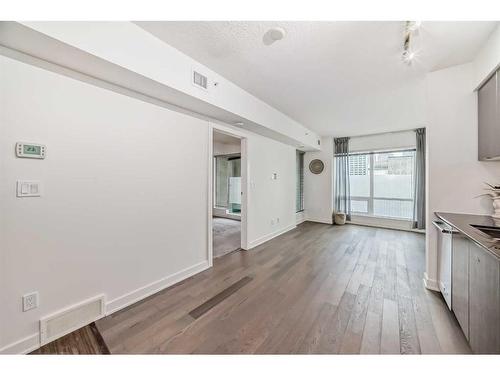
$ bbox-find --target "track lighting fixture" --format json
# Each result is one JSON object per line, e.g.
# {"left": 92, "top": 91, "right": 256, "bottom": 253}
{"left": 402, "top": 21, "right": 421, "bottom": 65}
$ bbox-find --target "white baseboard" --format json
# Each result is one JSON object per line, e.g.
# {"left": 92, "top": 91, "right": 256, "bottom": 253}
{"left": 296, "top": 217, "right": 307, "bottom": 225}
{"left": 306, "top": 218, "right": 333, "bottom": 225}
{"left": 0, "top": 333, "right": 39, "bottom": 355}
{"left": 295, "top": 211, "right": 306, "bottom": 225}
{"left": 423, "top": 272, "right": 440, "bottom": 291}
{"left": 106, "top": 260, "right": 210, "bottom": 315}
{"left": 248, "top": 223, "right": 296, "bottom": 249}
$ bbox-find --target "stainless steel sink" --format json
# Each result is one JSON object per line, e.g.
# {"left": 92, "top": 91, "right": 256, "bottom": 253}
{"left": 470, "top": 224, "right": 500, "bottom": 239}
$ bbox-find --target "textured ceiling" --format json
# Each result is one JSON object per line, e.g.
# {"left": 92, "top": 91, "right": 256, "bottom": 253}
{"left": 136, "top": 21, "right": 498, "bottom": 136}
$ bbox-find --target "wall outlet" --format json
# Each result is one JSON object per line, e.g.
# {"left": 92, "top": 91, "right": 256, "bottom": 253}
{"left": 23, "top": 292, "right": 39, "bottom": 312}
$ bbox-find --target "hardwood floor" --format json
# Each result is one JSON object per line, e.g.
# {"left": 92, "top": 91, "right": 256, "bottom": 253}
{"left": 31, "top": 323, "right": 109, "bottom": 354}
{"left": 34, "top": 222, "right": 471, "bottom": 354}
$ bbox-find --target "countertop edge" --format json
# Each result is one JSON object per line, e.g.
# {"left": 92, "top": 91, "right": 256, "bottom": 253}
{"left": 435, "top": 212, "right": 500, "bottom": 261}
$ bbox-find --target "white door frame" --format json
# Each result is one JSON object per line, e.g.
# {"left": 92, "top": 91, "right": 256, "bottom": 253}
{"left": 207, "top": 123, "right": 249, "bottom": 266}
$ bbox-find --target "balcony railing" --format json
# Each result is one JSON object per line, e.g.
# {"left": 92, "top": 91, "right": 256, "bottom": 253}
{"left": 350, "top": 196, "right": 414, "bottom": 220}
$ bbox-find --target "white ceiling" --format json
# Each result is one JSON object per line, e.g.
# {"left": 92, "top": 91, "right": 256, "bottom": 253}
{"left": 136, "top": 21, "right": 498, "bottom": 137}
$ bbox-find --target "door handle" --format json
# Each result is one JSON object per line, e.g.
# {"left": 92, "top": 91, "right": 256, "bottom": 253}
{"left": 432, "top": 220, "right": 458, "bottom": 234}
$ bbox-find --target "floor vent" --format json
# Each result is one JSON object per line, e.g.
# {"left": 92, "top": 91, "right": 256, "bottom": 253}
{"left": 188, "top": 276, "right": 252, "bottom": 319}
{"left": 40, "top": 294, "right": 105, "bottom": 345}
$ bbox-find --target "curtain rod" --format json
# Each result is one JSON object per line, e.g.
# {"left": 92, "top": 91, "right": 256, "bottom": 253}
{"left": 349, "top": 148, "right": 416, "bottom": 156}
{"left": 335, "top": 147, "right": 416, "bottom": 157}
{"left": 335, "top": 127, "right": 425, "bottom": 140}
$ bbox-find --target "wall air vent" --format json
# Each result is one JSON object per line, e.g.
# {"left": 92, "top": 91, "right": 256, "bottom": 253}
{"left": 193, "top": 70, "right": 208, "bottom": 90}
{"left": 39, "top": 294, "right": 105, "bottom": 345}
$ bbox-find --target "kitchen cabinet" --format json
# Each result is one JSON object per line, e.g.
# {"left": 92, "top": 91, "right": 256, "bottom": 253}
{"left": 468, "top": 242, "right": 500, "bottom": 353}
{"left": 478, "top": 70, "right": 500, "bottom": 161}
{"left": 452, "top": 233, "right": 469, "bottom": 340}
{"left": 434, "top": 212, "right": 500, "bottom": 353}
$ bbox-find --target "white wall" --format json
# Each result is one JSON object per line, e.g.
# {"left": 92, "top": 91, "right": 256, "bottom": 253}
{"left": 244, "top": 133, "right": 297, "bottom": 247}
{"left": 349, "top": 130, "right": 416, "bottom": 153}
{"left": 211, "top": 122, "right": 298, "bottom": 248}
{"left": 327, "top": 76, "right": 427, "bottom": 138}
{"left": 7, "top": 21, "right": 320, "bottom": 150}
{"left": 304, "top": 137, "right": 334, "bottom": 224}
{"left": 0, "top": 54, "right": 210, "bottom": 352}
{"left": 0, "top": 54, "right": 300, "bottom": 353}
{"left": 425, "top": 62, "right": 500, "bottom": 287}
{"left": 474, "top": 24, "right": 500, "bottom": 89}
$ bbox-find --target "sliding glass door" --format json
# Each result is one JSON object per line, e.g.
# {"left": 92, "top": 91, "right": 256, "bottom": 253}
{"left": 215, "top": 156, "right": 230, "bottom": 208}
{"left": 214, "top": 155, "right": 241, "bottom": 214}
{"left": 349, "top": 150, "right": 415, "bottom": 220}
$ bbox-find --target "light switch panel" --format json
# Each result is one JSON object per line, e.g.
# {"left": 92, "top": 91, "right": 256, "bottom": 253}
{"left": 17, "top": 181, "right": 41, "bottom": 197}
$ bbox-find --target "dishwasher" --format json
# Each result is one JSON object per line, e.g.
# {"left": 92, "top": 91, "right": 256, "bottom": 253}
{"left": 433, "top": 220, "right": 457, "bottom": 310}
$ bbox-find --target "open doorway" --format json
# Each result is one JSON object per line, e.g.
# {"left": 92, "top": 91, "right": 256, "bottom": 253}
{"left": 212, "top": 130, "right": 242, "bottom": 258}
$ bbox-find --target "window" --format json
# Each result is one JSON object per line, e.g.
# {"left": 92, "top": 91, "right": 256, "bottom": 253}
{"left": 296, "top": 151, "right": 305, "bottom": 212}
{"left": 349, "top": 149, "right": 415, "bottom": 220}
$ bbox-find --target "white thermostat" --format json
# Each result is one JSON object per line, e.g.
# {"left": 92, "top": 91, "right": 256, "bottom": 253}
{"left": 16, "top": 142, "right": 46, "bottom": 159}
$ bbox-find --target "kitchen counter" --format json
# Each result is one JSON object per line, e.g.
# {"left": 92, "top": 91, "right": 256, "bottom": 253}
{"left": 435, "top": 212, "right": 500, "bottom": 260}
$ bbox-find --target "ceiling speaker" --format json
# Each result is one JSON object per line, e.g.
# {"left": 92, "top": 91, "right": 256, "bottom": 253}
{"left": 309, "top": 159, "right": 324, "bottom": 174}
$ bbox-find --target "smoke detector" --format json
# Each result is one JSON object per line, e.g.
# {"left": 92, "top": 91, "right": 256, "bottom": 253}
{"left": 269, "top": 27, "right": 286, "bottom": 41}
{"left": 263, "top": 27, "right": 287, "bottom": 46}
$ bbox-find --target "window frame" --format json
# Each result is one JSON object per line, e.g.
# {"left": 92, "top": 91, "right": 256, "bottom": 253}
{"left": 349, "top": 149, "right": 416, "bottom": 221}
{"left": 213, "top": 153, "right": 241, "bottom": 210}
{"left": 296, "top": 151, "right": 305, "bottom": 213}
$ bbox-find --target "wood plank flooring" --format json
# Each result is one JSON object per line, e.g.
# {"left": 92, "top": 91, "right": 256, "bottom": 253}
{"left": 31, "top": 323, "right": 109, "bottom": 354}
{"left": 34, "top": 222, "right": 471, "bottom": 354}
